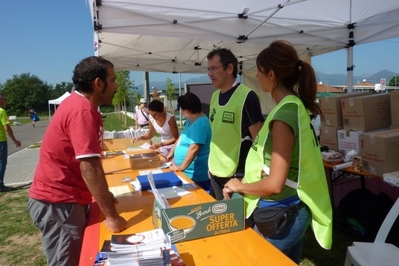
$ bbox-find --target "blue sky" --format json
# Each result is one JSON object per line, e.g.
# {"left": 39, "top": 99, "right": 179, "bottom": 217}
{"left": 1, "top": 0, "right": 399, "bottom": 87}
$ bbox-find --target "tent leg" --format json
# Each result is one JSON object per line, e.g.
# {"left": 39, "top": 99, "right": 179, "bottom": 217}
{"left": 346, "top": 24, "right": 355, "bottom": 93}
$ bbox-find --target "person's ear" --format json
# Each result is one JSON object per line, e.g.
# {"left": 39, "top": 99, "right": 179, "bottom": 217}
{"left": 92, "top": 77, "right": 103, "bottom": 91}
{"left": 268, "top": 70, "right": 275, "bottom": 80}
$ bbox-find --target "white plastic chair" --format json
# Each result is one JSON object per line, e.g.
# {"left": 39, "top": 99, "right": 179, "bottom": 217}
{"left": 344, "top": 197, "right": 399, "bottom": 266}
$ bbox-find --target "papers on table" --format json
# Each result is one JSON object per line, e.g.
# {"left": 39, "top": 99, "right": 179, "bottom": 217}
{"left": 109, "top": 185, "right": 132, "bottom": 198}
{"left": 138, "top": 169, "right": 163, "bottom": 176}
{"left": 159, "top": 162, "right": 172, "bottom": 169}
{"left": 139, "top": 142, "right": 153, "bottom": 150}
{"left": 105, "top": 229, "right": 171, "bottom": 266}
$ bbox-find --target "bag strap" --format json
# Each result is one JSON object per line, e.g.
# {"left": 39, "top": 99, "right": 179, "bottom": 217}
{"left": 262, "top": 164, "right": 298, "bottom": 189}
{"left": 140, "top": 109, "right": 149, "bottom": 121}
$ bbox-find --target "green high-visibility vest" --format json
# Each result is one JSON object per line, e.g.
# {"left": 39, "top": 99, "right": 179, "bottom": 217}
{"left": 208, "top": 84, "right": 251, "bottom": 177}
{"left": 244, "top": 95, "right": 333, "bottom": 249}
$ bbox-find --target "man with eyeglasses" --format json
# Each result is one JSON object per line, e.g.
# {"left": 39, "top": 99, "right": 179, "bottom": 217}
{"left": 0, "top": 93, "right": 21, "bottom": 192}
{"left": 206, "top": 48, "right": 264, "bottom": 200}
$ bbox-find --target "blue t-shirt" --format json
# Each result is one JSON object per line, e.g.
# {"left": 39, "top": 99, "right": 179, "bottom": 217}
{"left": 174, "top": 115, "right": 211, "bottom": 183}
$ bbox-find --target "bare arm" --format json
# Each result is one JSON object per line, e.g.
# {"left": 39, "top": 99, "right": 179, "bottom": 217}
{"left": 134, "top": 112, "right": 139, "bottom": 130}
{"left": 166, "top": 136, "right": 179, "bottom": 162}
{"left": 132, "top": 119, "right": 155, "bottom": 143}
{"left": 4, "top": 124, "right": 21, "bottom": 147}
{"left": 170, "top": 143, "right": 201, "bottom": 171}
{"left": 80, "top": 157, "right": 127, "bottom": 232}
{"left": 152, "top": 116, "right": 180, "bottom": 148}
{"left": 223, "top": 120, "right": 294, "bottom": 198}
{"left": 165, "top": 116, "right": 179, "bottom": 146}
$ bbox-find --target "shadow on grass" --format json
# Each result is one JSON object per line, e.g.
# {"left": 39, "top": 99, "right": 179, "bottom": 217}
{"left": 300, "top": 208, "right": 356, "bottom": 266}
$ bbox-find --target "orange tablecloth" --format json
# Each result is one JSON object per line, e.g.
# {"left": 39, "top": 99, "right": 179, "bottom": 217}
{"left": 79, "top": 150, "right": 296, "bottom": 266}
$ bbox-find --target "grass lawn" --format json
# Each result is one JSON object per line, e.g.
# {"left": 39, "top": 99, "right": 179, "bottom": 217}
{"left": 0, "top": 186, "right": 354, "bottom": 265}
{"left": 102, "top": 113, "right": 136, "bottom": 131}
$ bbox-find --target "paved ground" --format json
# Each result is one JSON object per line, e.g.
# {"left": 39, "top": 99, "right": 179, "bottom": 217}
{"left": 5, "top": 119, "right": 161, "bottom": 188}
{"left": 6, "top": 119, "right": 49, "bottom": 187}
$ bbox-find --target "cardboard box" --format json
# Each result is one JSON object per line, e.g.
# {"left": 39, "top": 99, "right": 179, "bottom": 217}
{"left": 341, "top": 93, "right": 391, "bottom": 131}
{"left": 152, "top": 193, "right": 245, "bottom": 243}
{"left": 319, "top": 92, "right": 370, "bottom": 127}
{"left": 319, "top": 125, "right": 342, "bottom": 151}
{"left": 337, "top": 129, "right": 363, "bottom": 155}
{"left": 390, "top": 90, "right": 399, "bottom": 126}
{"left": 337, "top": 128, "right": 389, "bottom": 155}
{"left": 129, "top": 153, "right": 163, "bottom": 170}
{"left": 360, "top": 129, "right": 399, "bottom": 177}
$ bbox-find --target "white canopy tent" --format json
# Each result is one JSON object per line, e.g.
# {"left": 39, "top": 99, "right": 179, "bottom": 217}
{"left": 48, "top": 91, "right": 71, "bottom": 119}
{"left": 87, "top": 0, "right": 399, "bottom": 112}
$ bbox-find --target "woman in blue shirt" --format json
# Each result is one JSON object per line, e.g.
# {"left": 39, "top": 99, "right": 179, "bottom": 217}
{"left": 167, "top": 92, "right": 212, "bottom": 191}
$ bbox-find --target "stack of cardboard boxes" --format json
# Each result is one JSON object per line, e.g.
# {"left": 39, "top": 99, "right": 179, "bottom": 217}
{"left": 319, "top": 92, "right": 370, "bottom": 152}
{"left": 319, "top": 91, "right": 399, "bottom": 177}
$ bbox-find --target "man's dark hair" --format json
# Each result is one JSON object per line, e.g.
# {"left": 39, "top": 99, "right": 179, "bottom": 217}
{"left": 207, "top": 48, "right": 238, "bottom": 78}
{"left": 148, "top": 100, "right": 164, "bottom": 112}
{"left": 72, "top": 56, "right": 114, "bottom": 93}
{"left": 177, "top": 92, "right": 202, "bottom": 114}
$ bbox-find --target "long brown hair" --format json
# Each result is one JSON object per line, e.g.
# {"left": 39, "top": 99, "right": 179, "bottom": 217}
{"left": 256, "top": 40, "right": 321, "bottom": 115}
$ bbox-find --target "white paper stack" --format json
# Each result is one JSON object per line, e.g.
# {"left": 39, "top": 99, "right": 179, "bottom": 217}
{"left": 383, "top": 171, "right": 399, "bottom": 187}
{"left": 108, "top": 229, "right": 171, "bottom": 266}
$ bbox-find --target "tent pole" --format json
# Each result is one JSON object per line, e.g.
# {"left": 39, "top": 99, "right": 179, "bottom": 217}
{"left": 347, "top": 47, "right": 354, "bottom": 94}
{"left": 178, "top": 73, "right": 182, "bottom": 128}
{"left": 143, "top": 72, "right": 149, "bottom": 102}
{"left": 346, "top": 24, "right": 355, "bottom": 94}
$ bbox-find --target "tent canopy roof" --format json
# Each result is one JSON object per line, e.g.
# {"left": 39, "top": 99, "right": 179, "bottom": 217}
{"left": 48, "top": 92, "right": 71, "bottom": 105}
{"left": 88, "top": 0, "right": 399, "bottom": 73}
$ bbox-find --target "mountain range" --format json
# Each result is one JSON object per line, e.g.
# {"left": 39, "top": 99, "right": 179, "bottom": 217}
{"left": 133, "top": 70, "right": 399, "bottom": 94}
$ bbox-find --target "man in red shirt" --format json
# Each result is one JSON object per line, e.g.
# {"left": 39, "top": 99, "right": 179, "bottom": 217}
{"left": 28, "top": 56, "right": 127, "bottom": 266}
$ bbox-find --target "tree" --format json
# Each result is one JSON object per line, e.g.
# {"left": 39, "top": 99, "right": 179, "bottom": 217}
{"left": 165, "top": 78, "right": 176, "bottom": 112}
{"left": 2, "top": 73, "right": 52, "bottom": 116}
{"left": 113, "top": 70, "right": 134, "bottom": 126}
{"left": 52, "top": 82, "right": 73, "bottom": 98}
{"left": 388, "top": 76, "right": 399, "bottom": 87}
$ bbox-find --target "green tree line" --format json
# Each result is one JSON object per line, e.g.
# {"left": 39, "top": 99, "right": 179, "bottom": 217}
{"left": 0, "top": 71, "right": 142, "bottom": 118}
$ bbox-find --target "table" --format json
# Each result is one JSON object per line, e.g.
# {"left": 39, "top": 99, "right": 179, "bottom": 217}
{"left": 324, "top": 161, "right": 381, "bottom": 206}
{"left": 79, "top": 149, "right": 296, "bottom": 266}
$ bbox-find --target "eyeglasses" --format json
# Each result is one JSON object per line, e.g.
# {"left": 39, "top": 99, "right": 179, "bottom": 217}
{"left": 207, "top": 65, "right": 224, "bottom": 72}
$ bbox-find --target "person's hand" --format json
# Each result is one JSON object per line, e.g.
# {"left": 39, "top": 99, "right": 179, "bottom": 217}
{"left": 170, "top": 165, "right": 182, "bottom": 172}
{"left": 222, "top": 187, "right": 234, "bottom": 199}
{"left": 13, "top": 140, "right": 21, "bottom": 147}
{"left": 149, "top": 143, "right": 161, "bottom": 150}
{"left": 131, "top": 137, "right": 139, "bottom": 144}
{"left": 166, "top": 153, "right": 173, "bottom": 162}
{"left": 223, "top": 178, "right": 242, "bottom": 199}
{"left": 104, "top": 215, "right": 128, "bottom": 233}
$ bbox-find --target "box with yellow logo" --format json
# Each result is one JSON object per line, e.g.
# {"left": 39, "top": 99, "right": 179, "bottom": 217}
{"left": 152, "top": 193, "right": 245, "bottom": 243}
